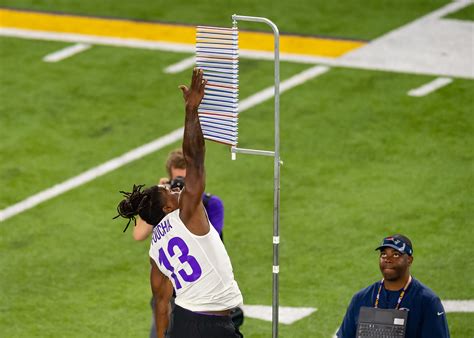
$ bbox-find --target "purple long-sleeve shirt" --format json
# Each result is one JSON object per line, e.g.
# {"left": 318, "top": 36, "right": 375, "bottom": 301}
{"left": 203, "top": 193, "right": 224, "bottom": 236}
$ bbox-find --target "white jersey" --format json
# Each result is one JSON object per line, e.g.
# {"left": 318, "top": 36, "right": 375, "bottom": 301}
{"left": 149, "top": 209, "right": 243, "bottom": 312}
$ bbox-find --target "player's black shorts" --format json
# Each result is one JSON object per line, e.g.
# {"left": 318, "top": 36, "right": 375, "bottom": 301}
{"left": 169, "top": 304, "right": 242, "bottom": 338}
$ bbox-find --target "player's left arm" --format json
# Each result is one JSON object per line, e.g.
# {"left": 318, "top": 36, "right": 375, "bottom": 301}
{"left": 150, "top": 258, "right": 173, "bottom": 338}
{"left": 420, "top": 296, "right": 450, "bottom": 338}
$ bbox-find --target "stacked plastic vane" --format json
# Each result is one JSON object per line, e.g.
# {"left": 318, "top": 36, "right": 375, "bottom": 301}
{"left": 196, "top": 25, "right": 239, "bottom": 146}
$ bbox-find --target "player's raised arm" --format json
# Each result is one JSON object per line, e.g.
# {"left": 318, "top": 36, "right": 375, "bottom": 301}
{"left": 178, "top": 68, "right": 209, "bottom": 234}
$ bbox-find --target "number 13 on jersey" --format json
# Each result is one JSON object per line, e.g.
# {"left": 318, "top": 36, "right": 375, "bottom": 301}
{"left": 158, "top": 236, "right": 202, "bottom": 289}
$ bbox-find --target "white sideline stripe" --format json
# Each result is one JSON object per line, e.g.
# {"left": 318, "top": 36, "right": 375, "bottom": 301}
{"left": 408, "top": 77, "right": 453, "bottom": 97}
{"left": 442, "top": 300, "right": 474, "bottom": 313}
{"left": 0, "top": 27, "right": 325, "bottom": 64}
{"left": 241, "top": 305, "right": 317, "bottom": 325}
{"left": 43, "top": 43, "right": 91, "bottom": 63}
{"left": 0, "top": 27, "right": 196, "bottom": 52}
{"left": 164, "top": 56, "right": 195, "bottom": 74}
{"left": 239, "top": 65, "right": 330, "bottom": 111}
{"left": 4, "top": 26, "right": 472, "bottom": 79}
{"left": 0, "top": 65, "right": 325, "bottom": 222}
{"left": 331, "top": 299, "right": 474, "bottom": 338}
{"left": 418, "top": 0, "right": 473, "bottom": 21}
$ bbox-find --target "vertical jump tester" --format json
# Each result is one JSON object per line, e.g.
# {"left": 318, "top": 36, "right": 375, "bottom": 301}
{"left": 196, "top": 14, "right": 282, "bottom": 338}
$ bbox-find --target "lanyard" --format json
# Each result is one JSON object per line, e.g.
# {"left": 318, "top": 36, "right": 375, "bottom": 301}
{"left": 374, "top": 275, "right": 412, "bottom": 309}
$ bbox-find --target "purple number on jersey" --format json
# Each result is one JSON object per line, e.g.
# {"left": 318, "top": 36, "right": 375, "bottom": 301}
{"left": 168, "top": 237, "right": 202, "bottom": 283}
{"left": 158, "top": 236, "right": 202, "bottom": 289}
{"left": 158, "top": 247, "right": 182, "bottom": 289}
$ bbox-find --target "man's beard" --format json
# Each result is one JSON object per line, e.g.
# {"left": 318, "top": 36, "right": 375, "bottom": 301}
{"left": 380, "top": 266, "right": 403, "bottom": 281}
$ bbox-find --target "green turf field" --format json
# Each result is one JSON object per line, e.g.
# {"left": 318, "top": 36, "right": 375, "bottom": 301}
{"left": 1, "top": 1, "right": 473, "bottom": 337}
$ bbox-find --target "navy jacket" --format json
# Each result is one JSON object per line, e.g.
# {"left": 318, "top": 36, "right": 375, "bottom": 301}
{"left": 337, "top": 277, "right": 449, "bottom": 338}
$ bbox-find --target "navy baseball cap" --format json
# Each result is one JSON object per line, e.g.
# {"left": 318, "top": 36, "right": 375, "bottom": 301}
{"left": 376, "top": 234, "right": 413, "bottom": 256}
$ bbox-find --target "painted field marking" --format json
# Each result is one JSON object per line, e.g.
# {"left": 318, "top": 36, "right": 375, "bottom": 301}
{"left": 1, "top": 4, "right": 472, "bottom": 78}
{"left": 0, "top": 27, "right": 195, "bottom": 53}
{"left": 0, "top": 27, "right": 340, "bottom": 65}
{"left": 164, "top": 56, "right": 195, "bottom": 74}
{"left": 239, "top": 65, "right": 330, "bottom": 111}
{"left": 338, "top": 0, "right": 473, "bottom": 79}
{"left": 419, "top": 0, "right": 473, "bottom": 21}
{"left": 408, "top": 77, "right": 453, "bottom": 97}
{"left": 0, "top": 8, "right": 364, "bottom": 58}
{"left": 442, "top": 300, "right": 474, "bottom": 313}
{"left": 242, "top": 305, "right": 317, "bottom": 325}
{"left": 43, "top": 42, "right": 91, "bottom": 62}
{"left": 0, "top": 128, "right": 184, "bottom": 222}
{"left": 0, "top": 64, "right": 329, "bottom": 222}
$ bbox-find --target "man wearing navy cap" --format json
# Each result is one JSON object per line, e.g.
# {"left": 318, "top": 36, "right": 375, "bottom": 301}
{"left": 337, "top": 234, "right": 450, "bottom": 337}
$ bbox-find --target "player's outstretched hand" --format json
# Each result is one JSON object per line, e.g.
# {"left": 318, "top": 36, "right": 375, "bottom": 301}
{"left": 179, "top": 68, "right": 207, "bottom": 111}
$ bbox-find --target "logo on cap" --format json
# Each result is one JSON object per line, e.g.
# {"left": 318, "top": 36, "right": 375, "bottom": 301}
{"left": 376, "top": 236, "right": 413, "bottom": 256}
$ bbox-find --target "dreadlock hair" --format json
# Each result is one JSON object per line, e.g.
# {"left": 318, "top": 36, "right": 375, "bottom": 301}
{"left": 113, "top": 184, "right": 166, "bottom": 232}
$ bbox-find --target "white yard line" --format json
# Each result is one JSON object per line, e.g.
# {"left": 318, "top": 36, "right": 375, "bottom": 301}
{"left": 419, "top": 0, "right": 473, "bottom": 21}
{"left": 0, "top": 65, "right": 329, "bottom": 222}
{"left": 408, "top": 77, "right": 453, "bottom": 97}
{"left": 164, "top": 56, "right": 195, "bottom": 74}
{"left": 43, "top": 43, "right": 91, "bottom": 62}
{"left": 442, "top": 300, "right": 474, "bottom": 313}
{"left": 0, "top": 128, "right": 184, "bottom": 222}
{"left": 239, "top": 65, "right": 329, "bottom": 111}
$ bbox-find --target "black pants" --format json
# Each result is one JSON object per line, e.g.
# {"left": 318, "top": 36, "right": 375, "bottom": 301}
{"left": 151, "top": 297, "right": 243, "bottom": 338}
{"left": 168, "top": 304, "right": 242, "bottom": 338}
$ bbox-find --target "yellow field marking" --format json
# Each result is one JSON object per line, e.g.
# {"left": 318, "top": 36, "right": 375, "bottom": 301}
{"left": 240, "top": 31, "right": 364, "bottom": 57}
{"left": 0, "top": 8, "right": 365, "bottom": 57}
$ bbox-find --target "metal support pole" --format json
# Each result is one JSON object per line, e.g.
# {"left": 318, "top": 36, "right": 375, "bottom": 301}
{"left": 232, "top": 14, "right": 281, "bottom": 338}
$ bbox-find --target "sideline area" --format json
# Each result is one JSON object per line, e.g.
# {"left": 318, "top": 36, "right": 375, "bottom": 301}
{"left": 0, "top": 7, "right": 365, "bottom": 59}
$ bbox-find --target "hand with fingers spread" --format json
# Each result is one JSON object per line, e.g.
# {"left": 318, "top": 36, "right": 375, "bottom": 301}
{"left": 179, "top": 68, "right": 207, "bottom": 111}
